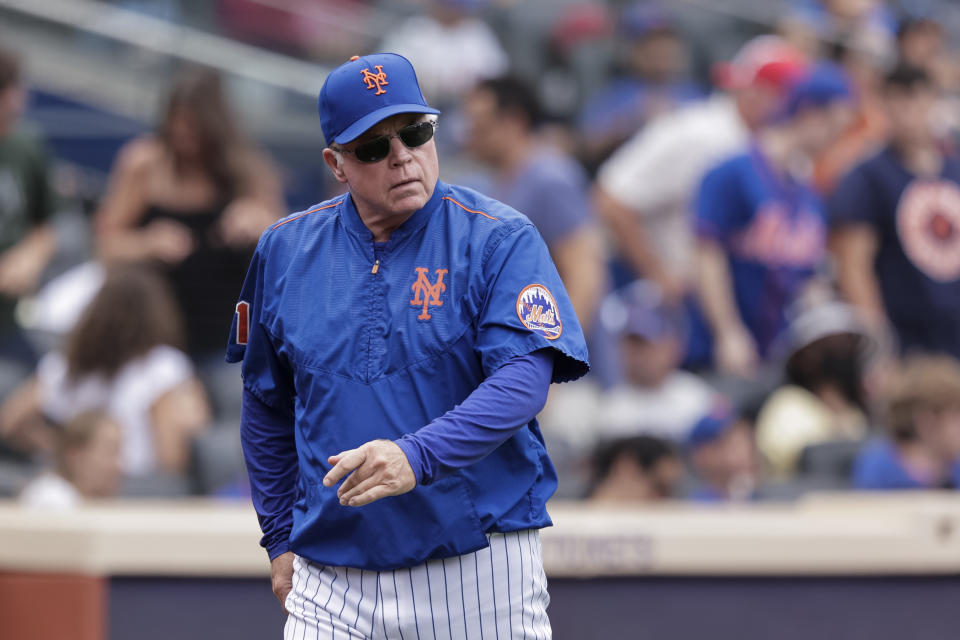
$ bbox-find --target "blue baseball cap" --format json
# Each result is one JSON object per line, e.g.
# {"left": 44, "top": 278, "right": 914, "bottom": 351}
{"left": 621, "top": 2, "right": 674, "bottom": 39}
{"left": 319, "top": 53, "right": 440, "bottom": 145}
{"left": 778, "top": 62, "right": 854, "bottom": 119}
{"left": 600, "top": 280, "right": 685, "bottom": 342}
{"left": 686, "top": 400, "right": 738, "bottom": 450}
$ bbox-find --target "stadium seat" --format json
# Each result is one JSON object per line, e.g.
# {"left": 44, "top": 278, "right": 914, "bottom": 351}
{"left": 188, "top": 423, "right": 245, "bottom": 496}
{"left": 796, "top": 439, "right": 864, "bottom": 487}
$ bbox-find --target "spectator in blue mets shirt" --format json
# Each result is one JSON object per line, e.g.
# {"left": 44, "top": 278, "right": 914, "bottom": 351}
{"left": 694, "top": 63, "right": 856, "bottom": 378}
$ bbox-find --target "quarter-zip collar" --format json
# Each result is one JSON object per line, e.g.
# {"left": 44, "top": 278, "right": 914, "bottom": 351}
{"left": 340, "top": 180, "right": 448, "bottom": 250}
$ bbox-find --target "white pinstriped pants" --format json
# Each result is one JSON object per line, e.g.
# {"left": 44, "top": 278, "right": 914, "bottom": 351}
{"left": 284, "top": 530, "right": 551, "bottom": 640}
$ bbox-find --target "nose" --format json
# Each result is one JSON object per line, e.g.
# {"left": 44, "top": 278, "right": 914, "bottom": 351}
{"left": 388, "top": 135, "right": 414, "bottom": 166}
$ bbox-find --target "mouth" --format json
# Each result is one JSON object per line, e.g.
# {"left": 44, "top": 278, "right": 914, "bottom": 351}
{"left": 391, "top": 178, "right": 420, "bottom": 190}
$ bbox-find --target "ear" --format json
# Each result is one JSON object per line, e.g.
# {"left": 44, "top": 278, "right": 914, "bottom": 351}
{"left": 322, "top": 148, "right": 349, "bottom": 184}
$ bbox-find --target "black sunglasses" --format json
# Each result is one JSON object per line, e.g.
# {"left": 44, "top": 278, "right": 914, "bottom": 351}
{"left": 338, "top": 121, "right": 437, "bottom": 163}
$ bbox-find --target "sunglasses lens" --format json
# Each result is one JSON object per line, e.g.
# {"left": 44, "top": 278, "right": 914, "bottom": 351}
{"left": 398, "top": 122, "right": 435, "bottom": 148}
{"left": 354, "top": 136, "right": 390, "bottom": 163}
{"left": 351, "top": 122, "right": 436, "bottom": 163}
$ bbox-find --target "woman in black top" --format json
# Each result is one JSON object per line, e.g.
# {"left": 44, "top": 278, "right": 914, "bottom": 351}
{"left": 95, "top": 67, "right": 284, "bottom": 359}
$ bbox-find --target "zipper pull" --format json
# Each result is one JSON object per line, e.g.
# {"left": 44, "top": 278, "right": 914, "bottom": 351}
{"left": 371, "top": 259, "right": 380, "bottom": 274}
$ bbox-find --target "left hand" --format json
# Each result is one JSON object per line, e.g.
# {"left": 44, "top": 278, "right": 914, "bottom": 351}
{"left": 270, "top": 551, "right": 296, "bottom": 613}
{"left": 323, "top": 439, "right": 416, "bottom": 507}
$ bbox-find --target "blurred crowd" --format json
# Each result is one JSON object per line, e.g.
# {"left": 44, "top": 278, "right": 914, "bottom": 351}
{"left": 2, "top": 0, "right": 960, "bottom": 508}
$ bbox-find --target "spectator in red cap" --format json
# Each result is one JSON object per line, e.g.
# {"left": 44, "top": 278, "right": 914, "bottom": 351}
{"left": 593, "top": 35, "right": 808, "bottom": 330}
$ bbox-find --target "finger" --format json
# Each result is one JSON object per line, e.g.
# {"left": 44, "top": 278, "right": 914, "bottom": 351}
{"left": 323, "top": 448, "right": 365, "bottom": 486}
{"left": 275, "top": 588, "right": 289, "bottom": 614}
{"left": 327, "top": 445, "right": 365, "bottom": 468}
{"left": 345, "top": 484, "right": 397, "bottom": 507}
{"left": 337, "top": 462, "right": 372, "bottom": 497}
{"left": 338, "top": 473, "right": 382, "bottom": 504}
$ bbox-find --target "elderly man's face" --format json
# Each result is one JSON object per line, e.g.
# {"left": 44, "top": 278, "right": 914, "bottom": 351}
{"left": 326, "top": 113, "right": 440, "bottom": 219}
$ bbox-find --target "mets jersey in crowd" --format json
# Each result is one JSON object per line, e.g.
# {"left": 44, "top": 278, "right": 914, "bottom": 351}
{"left": 226, "top": 180, "right": 589, "bottom": 571}
{"left": 695, "top": 145, "right": 827, "bottom": 358}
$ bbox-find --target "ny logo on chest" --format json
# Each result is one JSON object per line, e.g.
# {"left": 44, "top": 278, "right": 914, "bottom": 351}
{"left": 410, "top": 267, "right": 448, "bottom": 320}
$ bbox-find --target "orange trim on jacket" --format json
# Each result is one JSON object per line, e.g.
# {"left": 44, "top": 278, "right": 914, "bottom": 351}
{"left": 271, "top": 201, "right": 340, "bottom": 230}
{"left": 442, "top": 196, "right": 499, "bottom": 221}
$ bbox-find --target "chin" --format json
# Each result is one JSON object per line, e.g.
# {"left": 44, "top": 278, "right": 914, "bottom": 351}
{"left": 393, "top": 200, "right": 427, "bottom": 216}
{"left": 390, "top": 189, "right": 428, "bottom": 212}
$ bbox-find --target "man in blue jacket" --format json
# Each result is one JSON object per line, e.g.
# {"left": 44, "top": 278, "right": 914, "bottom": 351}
{"left": 227, "top": 53, "right": 589, "bottom": 639}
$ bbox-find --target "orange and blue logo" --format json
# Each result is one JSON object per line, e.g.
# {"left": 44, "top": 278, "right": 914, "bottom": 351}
{"left": 897, "top": 179, "right": 960, "bottom": 282}
{"left": 410, "top": 267, "right": 448, "bottom": 320}
{"left": 516, "top": 284, "right": 562, "bottom": 340}
{"left": 361, "top": 65, "right": 389, "bottom": 96}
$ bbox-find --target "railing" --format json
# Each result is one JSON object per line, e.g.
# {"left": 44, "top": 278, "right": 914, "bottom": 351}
{"left": 0, "top": 0, "right": 325, "bottom": 99}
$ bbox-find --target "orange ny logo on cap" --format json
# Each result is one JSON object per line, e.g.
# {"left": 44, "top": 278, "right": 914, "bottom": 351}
{"left": 361, "top": 65, "right": 389, "bottom": 95}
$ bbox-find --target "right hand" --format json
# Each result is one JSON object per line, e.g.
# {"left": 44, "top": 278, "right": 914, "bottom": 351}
{"left": 270, "top": 551, "right": 295, "bottom": 613}
{"left": 143, "top": 219, "right": 194, "bottom": 265}
{"left": 323, "top": 439, "right": 416, "bottom": 507}
{"left": 715, "top": 325, "right": 759, "bottom": 379}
